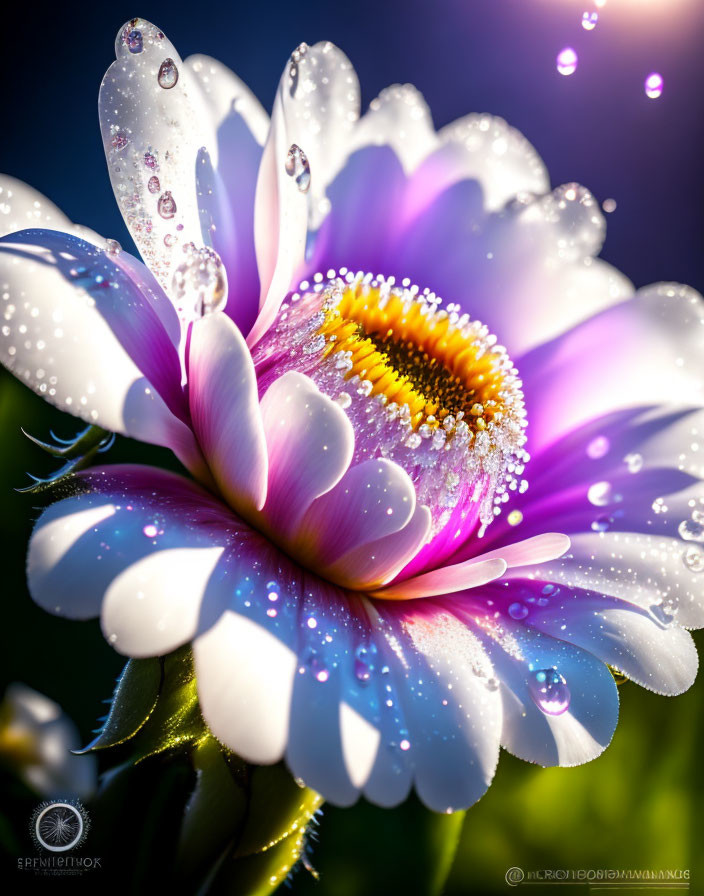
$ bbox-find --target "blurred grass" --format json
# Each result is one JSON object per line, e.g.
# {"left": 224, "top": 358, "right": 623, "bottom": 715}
{"left": 1, "top": 368, "right": 702, "bottom": 895}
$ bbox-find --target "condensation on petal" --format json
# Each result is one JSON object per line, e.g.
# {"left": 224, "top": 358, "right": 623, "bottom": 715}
{"left": 282, "top": 41, "right": 361, "bottom": 228}
{"left": 439, "top": 114, "right": 549, "bottom": 211}
{"left": 519, "top": 183, "right": 606, "bottom": 262}
{"left": 99, "top": 19, "right": 215, "bottom": 311}
{"left": 349, "top": 84, "right": 437, "bottom": 180}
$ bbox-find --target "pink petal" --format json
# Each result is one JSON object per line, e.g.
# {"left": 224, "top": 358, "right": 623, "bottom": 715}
{"left": 188, "top": 312, "right": 268, "bottom": 514}
{"left": 373, "top": 557, "right": 507, "bottom": 600}
{"left": 259, "top": 372, "right": 354, "bottom": 536}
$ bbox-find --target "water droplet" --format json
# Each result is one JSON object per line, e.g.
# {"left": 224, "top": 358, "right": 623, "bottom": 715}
{"left": 644, "top": 72, "right": 663, "bottom": 100}
{"left": 144, "top": 152, "right": 158, "bottom": 170}
{"left": 143, "top": 523, "right": 158, "bottom": 538}
{"left": 125, "top": 29, "right": 143, "bottom": 54}
{"left": 399, "top": 739, "right": 411, "bottom": 751}
{"left": 528, "top": 668, "right": 570, "bottom": 715}
{"left": 591, "top": 515, "right": 613, "bottom": 533}
{"left": 171, "top": 242, "right": 227, "bottom": 316}
{"left": 556, "top": 47, "right": 578, "bottom": 77}
{"left": 303, "top": 649, "right": 328, "bottom": 682}
{"left": 148, "top": 175, "right": 161, "bottom": 194}
{"left": 354, "top": 658, "right": 371, "bottom": 684}
{"left": 581, "top": 11, "right": 598, "bottom": 30}
{"left": 507, "top": 509, "right": 523, "bottom": 526}
{"left": 602, "top": 198, "right": 617, "bottom": 214}
{"left": 588, "top": 480, "right": 619, "bottom": 507}
{"left": 288, "top": 42, "right": 308, "bottom": 96}
{"left": 111, "top": 132, "right": 129, "bottom": 151}
{"left": 623, "top": 452, "right": 643, "bottom": 473}
{"left": 163, "top": 233, "right": 176, "bottom": 247}
{"left": 650, "top": 600, "right": 676, "bottom": 625}
{"left": 306, "top": 616, "right": 317, "bottom": 629}
{"left": 586, "top": 435, "right": 610, "bottom": 459}
{"left": 105, "top": 238, "right": 122, "bottom": 256}
{"left": 336, "top": 392, "right": 352, "bottom": 409}
{"left": 679, "top": 517, "right": 704, "bottom": 542}
{"left": 508, "top": 602, "right": 529, "bottom": 620}
{"left": 158, "top": 58, "right": 179, "bottom": 89}
{"left": 285, "top": 144, "right": 311, "bottom": 193}
{"left": 683, "top": 545, "right": 704, "bottom": 573}
{"left": 266, "top": 581, "right": 279, "bottom": 600}
{"left": 157, "top": 191, "right": 177, "bottom": 219}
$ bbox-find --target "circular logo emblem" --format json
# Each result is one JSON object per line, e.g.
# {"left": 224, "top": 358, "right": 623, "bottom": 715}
{"left": 32, "top": 801, "right": 88, "bottom": 852}
{"left": 505, "top": 866, "right": 525, "bottom": 887}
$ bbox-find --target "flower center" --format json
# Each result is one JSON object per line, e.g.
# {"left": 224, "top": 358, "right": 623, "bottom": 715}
{"left": 251, "top": 272, "right": 528, "bottom": 535}
{"left": 316, "top": 281, "right": 518, "bottom": 439}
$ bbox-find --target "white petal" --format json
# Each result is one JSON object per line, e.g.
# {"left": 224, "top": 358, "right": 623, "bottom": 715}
{"left": 0, "top": 231, "right": 202, "bottom": 471}
{"left": 0, "top": 175, "right": 103, "bottom": 246}
{"left": 351, "top": 85, "right": 437, "bottom": 175}
{"left": 195, "top": 609, "right": 298, "bottom": 765}
{"left": 99, "top": 19, "right": 214, "bottom": 308}
{"left": 249, "top": 42, "right": 360, "bottom": 344}
{"left": 188, "top": 312, "right": 268, "bottom": 515}
{"left": 439, "top": 113, "right": 549, "bottom": 210}
{"left": 471, "top": 615, "right": 619, "bottom": 767}
{"left": 185, "top": 54, "right": 268, "bottom": 151}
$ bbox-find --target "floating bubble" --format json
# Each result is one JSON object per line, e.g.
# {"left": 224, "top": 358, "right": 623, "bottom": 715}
{"left": 556, "top": 47, "right": 578, "bottom": 77}
{"left": 528, "top": 668, "right": 571, "bottom": 715}
{"left": 158, "top": 58, "right": 179, "bottom": 90}
{"left": 285, "top": 144, "right": 311, "bottom": 193}
{"left": 602, "top": 198, "right": 617, "bottom": 214}
{"left": 581, "top": 11, "right": 598, "bottom": 31}
{"left": 644, "top": 72, "right": 663, "bottom": 100}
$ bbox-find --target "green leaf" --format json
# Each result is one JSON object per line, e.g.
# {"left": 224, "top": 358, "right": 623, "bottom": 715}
{"left": 77, "top": 656, "right": 162, "bottom": 753}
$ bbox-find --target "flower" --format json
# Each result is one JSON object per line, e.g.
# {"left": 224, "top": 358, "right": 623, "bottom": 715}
{"left": 1, "top": 18, "right": 703, "bottom": 813}
{"left": 0, "top": 684, "right": 96, "bottom": 799}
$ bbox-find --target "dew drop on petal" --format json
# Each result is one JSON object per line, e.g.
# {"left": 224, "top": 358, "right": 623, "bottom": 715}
{"left": 143, "top": 523, "right": 158, "bottom": 538}
{"left": 148, "top": 175, "right": 161, "bottom": 194}
{"left": 144, "top": 152, "right": 158, "bottom": 170}
{"left": 623, "top": 452, "right": 643, "bottom": 473}
{"left": 591, "top": 514, "right": 613, "bottom": 533}
{"left": 125, "top": 29, "right": 143, "bottom": 54}
{"left": 105, "top": 239, "right": 122, "bottom": 256}
{"left": 679, "top": 517, "right": 704, "bottom": 542}
{"left": 158, "top": 58, "right": 179, "bottom": 89}
{"left": 586, "top": 435, "right": 609, "bottom": 459}
{"left": 587, "top": 480, "right": 620, "bottom": 506}
{"left": 581, "top": 11, "right": 598, "bottom": 30}
{"left": 171, "top": 242, "right": 227, "bottom": 316}
{"left": 354, "top": 658, "right": 371, "bottom": 684}
{"left": 111, "top": 131, "right": 129, "bottom": 151}
{"left": 644, "top": 72, "right": 663, "bottom": 99}
{"left": 556, "top": 47, "right": 578, "bottom": 77}
{"left": 528, "top": 668, "right": 570, "bottom": 715}
{"left": 157, "top": 191, "right": 177, "bottom": 219}
{"left": 285, "top": 144, "right": 311, "bottom": 193}
{"left": 508, "top": 602, "right": 529, "bottom": 620}
{"left": 683, "top": 545, "right": 704, "bottom": 573}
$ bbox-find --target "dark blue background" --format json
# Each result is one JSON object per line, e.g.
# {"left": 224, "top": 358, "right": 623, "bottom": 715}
{"left": 1, "top": 0, "right": 702, "bottom": 291}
